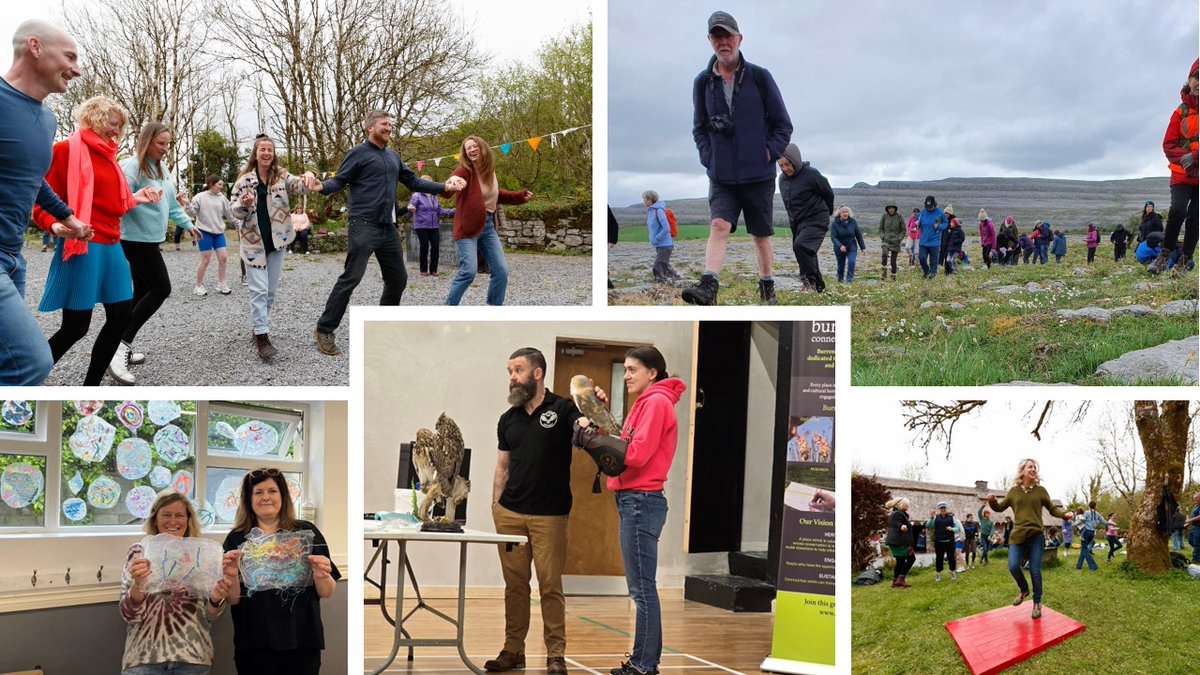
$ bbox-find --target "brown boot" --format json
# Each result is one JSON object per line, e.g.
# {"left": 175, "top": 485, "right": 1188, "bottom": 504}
{"left": 1147, "top": 249, "right": 1170, "bottom": 275}
{"left": 483, "top": 650, "right": 525, "bottom": 672}
{"left": 254, "top": 333, "right": 278, "bottom": 360}
{"left": 314, "top": 329, "right": 341, "bottom": 356}
{"left": 547, "top": 656, "right": 569, "bottom": 673}
{"left": 1172, "top": 253, "right": 1192, "bottom": 276}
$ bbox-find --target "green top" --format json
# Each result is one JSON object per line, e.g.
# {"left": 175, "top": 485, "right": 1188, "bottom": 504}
{"left": 977, "top": 503, "right": 995, "bottom": 537}
{"left": 989, "top": 484, "right": 1065, "bottom": 545}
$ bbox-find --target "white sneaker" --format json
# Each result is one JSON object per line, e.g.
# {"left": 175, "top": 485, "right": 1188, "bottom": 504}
{"left": 935, "top": 574, "right": 942, "bottom": 582}
{"left": 217, "top": 282, "right": 232, "bottom": 295}
{"left": 107, "top": 342, "right": 136, "bottom": 385}
{"left": 951, "top": 572, "right": 958, "bottom": 581}
{"left": 194, "top": 285, "right": 207, "bottom": 296}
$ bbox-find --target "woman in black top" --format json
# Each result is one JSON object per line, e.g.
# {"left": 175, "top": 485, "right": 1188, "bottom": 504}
{"left": 1139, "top": 201, "right": 1164, "bottom": 242}
{"left": 222, "top": 468, "right": 340, "bottom": 674}
{"left": 884, "top": 498, "right": 915, "bottom": 588}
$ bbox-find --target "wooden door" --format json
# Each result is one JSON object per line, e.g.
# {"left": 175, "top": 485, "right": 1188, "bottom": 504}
{"left": 553, "top": 340, "right": 633, "bottom": 576}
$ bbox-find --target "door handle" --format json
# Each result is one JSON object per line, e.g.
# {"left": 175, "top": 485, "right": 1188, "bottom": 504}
{"left": 695, "top": 387, "right": 705, "bottom": 410}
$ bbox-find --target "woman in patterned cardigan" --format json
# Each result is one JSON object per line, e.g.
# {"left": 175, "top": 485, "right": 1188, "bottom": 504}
{"left": 120, "top": 493, "right": 240, "bottom": 674}
{"left": 230, "top": 134, "right": 310, "bottom": 360}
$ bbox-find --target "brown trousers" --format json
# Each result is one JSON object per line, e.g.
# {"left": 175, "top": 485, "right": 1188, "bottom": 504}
{"left": 492, "top": 503, "right": 569, "bottom": 657}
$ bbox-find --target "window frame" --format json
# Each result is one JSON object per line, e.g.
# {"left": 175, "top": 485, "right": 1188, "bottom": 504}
{"left": 0, "top": 401, "right": 310, "bottom": 537}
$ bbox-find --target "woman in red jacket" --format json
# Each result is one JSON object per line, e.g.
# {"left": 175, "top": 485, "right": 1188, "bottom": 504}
{"left": 1149, "top": 58, "right": 1198, "bottom": 274}
{"left": 575, "top": 346, "right": 687, "bottom": 675}
{"left": 442, "top": 135, "right": 532, "bottom": 305}
{"left": 32, "top": 96, "right": 160, "bottom": 385}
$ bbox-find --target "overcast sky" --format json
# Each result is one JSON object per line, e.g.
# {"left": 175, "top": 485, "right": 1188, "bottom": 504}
{"left": 851, "top": 400, "right": 1149, "bottom": 502}
{"left": 608, "top": 0, "right": 1198, "bottom": 206}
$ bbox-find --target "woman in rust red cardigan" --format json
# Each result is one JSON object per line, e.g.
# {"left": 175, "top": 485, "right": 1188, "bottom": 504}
{"left": 32, "top": 96, "right": 160, "bottom": 385}
{"left": 442, "top": 135, "right": 532, "bottom": 305}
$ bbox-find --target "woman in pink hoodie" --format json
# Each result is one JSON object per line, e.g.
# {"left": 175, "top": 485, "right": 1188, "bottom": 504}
{"left": 574, "top": 346, "right": 686, "bottom": 675}
{"left": 977, "top": 209, "right": 997, "bottom": 269}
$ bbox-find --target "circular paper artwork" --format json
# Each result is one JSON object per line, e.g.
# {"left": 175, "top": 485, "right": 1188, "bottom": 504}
{"left": 149, "top": 466, "right": 172, "bottom": 489}
{"left": 73, "top": 400, "right": 104, "bottom": 416}
{"left": 234, "top": 421, "right": 280, "bottom": 456}
{"left": 62, "top": 497, "right": 88, "bottom": 521}
{"left": 148, "top": 400, "right": 181, "bottom": 426}
{"left": 69, "top": 414, "right": 118, "bottom": 463}
{"left": 215, "top": 475, "right": 243, "bottom": 521}
{"left": 214, "top": 421, "right": 237, "bottom": 440}
{"left": 154, "top": 425, "right": 190, "bottom": 464}
{"left": 125, "top": 485, "right": 157, "bottom": 519}
{"left": 116, "top": 400, "right": 144, "bottom": 432}
{"left": 197, "top": 500, "right": 216, "bottom": 527}
{"left": 286, "top": 476, "right": 302, "bottom": 503}
{"left": 87, "top": 475, "right": 121, "bottom": 509}
{"left": 1, "top": 463, "right": 44, "bottom": 508}
{"left": 171, "top": 469, "right": 194, "bottom": 495}
{"left": 67, "top": 471, "right": 84, "bottom": 495}
{"left": 2, "top": 400, "right": 33, "bottom": 426}
{"left": 116, "top": 438, "right": 153, "bottom": 480}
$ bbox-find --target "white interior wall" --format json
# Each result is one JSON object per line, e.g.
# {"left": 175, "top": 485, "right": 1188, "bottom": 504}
{"left": 741, "top": 322, "right": 780, "bottom": 553}
{"left": 363, "top": 321, "right": 696, "bottom": 591}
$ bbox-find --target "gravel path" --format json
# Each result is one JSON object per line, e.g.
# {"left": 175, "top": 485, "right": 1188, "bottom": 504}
{"left": 22, "top": 244, "right": 591, "bottom": 386}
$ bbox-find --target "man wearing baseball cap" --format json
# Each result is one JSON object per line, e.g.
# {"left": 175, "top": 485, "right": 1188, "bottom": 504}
{"left": 683, "top": 10, "right": 793, "bottom": 305}
{"left": 928, "top": 502, "right": 959, "bottom": 582}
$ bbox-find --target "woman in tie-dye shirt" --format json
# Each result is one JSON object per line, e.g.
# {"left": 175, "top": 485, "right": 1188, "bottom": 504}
{"left": 120, "top": 493, "right": 240, "bottom": 674}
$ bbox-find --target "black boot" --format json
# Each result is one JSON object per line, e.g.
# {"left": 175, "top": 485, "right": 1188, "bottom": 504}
{"left": 681, "top": 275, "right": 719, "bottom": 305}
{"left": 758, "top": 278, "right": 777, "bottom": 305}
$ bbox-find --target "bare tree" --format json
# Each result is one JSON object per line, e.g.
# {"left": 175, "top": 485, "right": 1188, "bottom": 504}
{"left": 54, "top": 0, "right": 216, "bottom": 172}
{"left": 900, "top": 400, "right": 987, "bottom": 460}
{"left": 1091, "top": 408, "right": 1144, "bottom": 516}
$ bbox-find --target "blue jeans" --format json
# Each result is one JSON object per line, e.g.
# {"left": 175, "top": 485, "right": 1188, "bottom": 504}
{"left": 1008, "top": 533, "right": 1045, "bottom": 604}
{"left": 0, "top": 250, "right": 53, "bottom": 385}
{"left": 1076, "top": 529, "right": 1098, "bottom": 570}
{"left": 446, "top": 214, "right": 508, "bottom": 305}
{"left": 1172, "top": 530, "right": 1184, "bottom": 550}
{"left": 122, "top": 663, "right": 210, "bottom": 675}
{"left": 246, "top": 248, "right": 285, "bottom": 335}
{"left": 1189, "top": 529, "right": 1200, "bottom": 563}
{"left": 616, "top": 490, "right": 668, "bottom": 673}
{"left": 918, "top": 245, "right": 940, "bottom": 276}
{"left": 981, "top": 536, "right": 991, "bottom": 562}
{"left": 1036, "top": 242, "right": 1049, "bottom": 264}
{"left": 834, "top": 248, "right": 858, "bottom": 282}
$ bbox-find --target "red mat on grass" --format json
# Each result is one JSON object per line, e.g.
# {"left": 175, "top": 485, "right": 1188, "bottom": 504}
{"left": 944, "top": 604, "right": 1085, "bottom": 675}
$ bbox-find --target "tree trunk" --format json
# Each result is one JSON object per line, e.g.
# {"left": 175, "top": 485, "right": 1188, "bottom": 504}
{"left": 1130, "top": 401, "right": 1189, "bottom": 572}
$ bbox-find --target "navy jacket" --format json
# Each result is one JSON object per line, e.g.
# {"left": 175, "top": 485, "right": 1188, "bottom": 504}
{"left": 830, "top": 216, "right": 866, "bottom": 253}
{"left": 778, "top": 147, "right": 834, "bottom": 228}
{"left": 320, "top": 140, "right": 444, "bottom": 224}
{"left": 693, "top": 53, "right": 792, "bottom": 184}
{"left": 945, "top": 226, "right": 965, "bottom": 254}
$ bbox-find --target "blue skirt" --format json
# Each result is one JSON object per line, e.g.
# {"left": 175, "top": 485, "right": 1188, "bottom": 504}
{"left": 39, "top": 238, "right": 133, "bottom": 311}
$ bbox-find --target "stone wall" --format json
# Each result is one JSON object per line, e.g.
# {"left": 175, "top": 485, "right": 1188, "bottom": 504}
{"left": 497, "top": 211, "right": 592, "bottom": 252}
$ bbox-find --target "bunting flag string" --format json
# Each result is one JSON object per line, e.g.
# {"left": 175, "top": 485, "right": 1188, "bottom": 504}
{"left": 414, "top": 124, "right": 590, "bottom": 169}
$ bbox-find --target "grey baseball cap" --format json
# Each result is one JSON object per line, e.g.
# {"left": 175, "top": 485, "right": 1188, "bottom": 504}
{"left": 708, "top": 11, "right": 739, "bottom": 34}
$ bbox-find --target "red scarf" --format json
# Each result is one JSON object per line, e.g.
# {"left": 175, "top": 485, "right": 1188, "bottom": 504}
{"left": 63, "top": 128, "right": 136, "bottom": 260}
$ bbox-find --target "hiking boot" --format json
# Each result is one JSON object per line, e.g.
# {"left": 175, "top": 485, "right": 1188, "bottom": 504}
{"left": 314, "top": 329, "right": 341, "bottom": 356}
{"left": 483, "top": 650, "right": 525, "bottom": 672}
{"left": 1012, "top": 591, "right": 1029, "bottom": 606}
{"left": 1172, "top": 253, "right": 1192, "bottom": 276}
{"left": 681, "top": 275, "right": 718, "bottom": 305}
{"left": 896, "top": 575, "right": 911, "bottom": 588}
{"left": 1031, "top": 603, "right": 1042, "bottom": 619}
{"left": 881, "top": 266, "right": 889, "bottom": 281}
{"left": 107, "top": 342, "right": 136, "bottom": 386}
{"left": 1147, "top": 250, "right": 1170, "bottom": 275}
{"left": 611, "top": 658, "right": 658, "bottom": 675}
{"left": 547, "top": 656, "right": 569, "bottom": 673}
{"left": 255, "top": 333, "right": 278, "bottom": 360}
{"left": 757, "top": 278, "right": 777, "bottom": 305}
{"left": 129, "top": 347, "right": 146, "bottom": 365}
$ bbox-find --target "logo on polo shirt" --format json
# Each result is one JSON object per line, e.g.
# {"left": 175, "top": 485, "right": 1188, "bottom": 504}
{"left": 539, "top": 410, "right": 558, "bottom": 428}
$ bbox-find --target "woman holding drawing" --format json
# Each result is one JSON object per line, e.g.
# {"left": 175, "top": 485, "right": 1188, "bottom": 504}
{"left": 222, "top": 468, "right": 340, "bottom": 675}
{"left": 120, "top": 493, "right": 239, "bottom": 674}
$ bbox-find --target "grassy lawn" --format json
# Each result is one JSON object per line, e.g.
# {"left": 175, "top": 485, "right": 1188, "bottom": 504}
{"left": 611, "top": 239, "right": 1198, "bottom": 385}
{"left": 852, "top": 553, "right": 1192, "bottom": 674}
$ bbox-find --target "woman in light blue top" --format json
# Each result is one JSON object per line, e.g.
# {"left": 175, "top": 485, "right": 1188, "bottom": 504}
{"left": 112, "top": 122, "right": 196, "bottom": 384}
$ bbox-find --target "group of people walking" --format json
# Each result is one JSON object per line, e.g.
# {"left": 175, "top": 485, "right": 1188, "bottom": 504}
{"left": 0, "top": 20, "right": 535, "bottom": 385}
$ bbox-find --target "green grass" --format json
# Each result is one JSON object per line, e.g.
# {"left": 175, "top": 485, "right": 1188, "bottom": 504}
{"left": 852, "top": 554, "right": 1191, "bottom": 674}
{"left": 610, "top": 242, "right": 1198, "bottom": 385}
{"left": 618, "top": 224, "right": 751, "bottom": 242}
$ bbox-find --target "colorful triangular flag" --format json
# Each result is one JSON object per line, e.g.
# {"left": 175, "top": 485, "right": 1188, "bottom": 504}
{"left": 453, "top": 153, "right": 460, "bottom": 161}
{"left": 434, "top": 157, "right": 442, "bottom": 167}
{"left": 528, "top": 137, "right": 542, "bottom": 151}
{"left": 416, "top": 160, "right": 425, "bottom": 172}
{"left": 500, "top": 143, "right": 512, "bottom": 155}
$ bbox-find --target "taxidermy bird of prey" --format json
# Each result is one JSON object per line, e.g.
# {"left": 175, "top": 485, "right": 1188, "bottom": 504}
{"left": 412, "top": 413, "right": 470, "bottom": 524}
{"left": 570, "top": 375, "right": 621, "bottom": 435}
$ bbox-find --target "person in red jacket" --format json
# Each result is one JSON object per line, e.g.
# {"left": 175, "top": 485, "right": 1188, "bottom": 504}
{"left": 442, "top": 135, "right": 532, "bottom": 305}
{"left": 32, "top": 95, "right": 159, "bottom": 385}
{"left": 1149, "top": 58, "right": 1199, "bottom": 274}
{"left": 575, "top": 346, "right": 687, "bottom": 675}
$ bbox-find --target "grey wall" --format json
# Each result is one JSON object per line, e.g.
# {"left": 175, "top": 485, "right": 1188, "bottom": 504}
{"left": 0, "top": 580, "right": 347, "bottom": 674}
{"left": 741, "top": 323, "right": 781, "bottom": 553}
